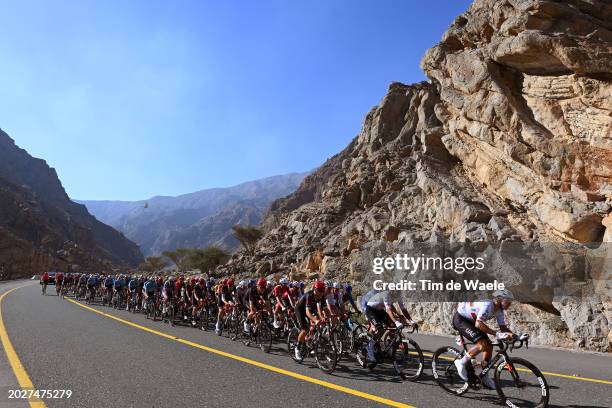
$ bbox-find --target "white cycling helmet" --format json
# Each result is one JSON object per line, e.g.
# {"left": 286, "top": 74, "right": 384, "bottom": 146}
{"left": 279, "top": 277, "right": 289, "bottom": 285}
{"left": 493, "top": 289, "right": 514, "bottom": 300}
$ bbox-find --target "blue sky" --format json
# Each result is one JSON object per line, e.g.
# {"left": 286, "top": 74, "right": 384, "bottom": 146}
{"left": 1, "top": 0, "right": 471, "bottom": 200}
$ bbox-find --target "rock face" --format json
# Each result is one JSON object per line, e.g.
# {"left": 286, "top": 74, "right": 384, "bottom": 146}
{"left": 222, "top": 0, "right": 611, "bottom": 351}
{"left": 80, "top": 172, "right": 308, "bottom": 256}
{"left": 0, "top": 130, "right": 143, "bottom": 278}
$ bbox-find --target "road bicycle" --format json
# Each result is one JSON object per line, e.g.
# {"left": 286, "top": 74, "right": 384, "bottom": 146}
{"left": 353, "top": 324, "right": 424, "bottom": 380}
{"left": 145, "top": 295, "right": 161, "bottom": 321}
{"left": 287, "top": 319, "right": 338, "bottom": 374}
{"left": 162, "top": 297, "right": 176, "bottom": 326}
{"left": 127, "top": 290, "right": 139, "bottom": 312}
{"left": 85, "top": 285, "right": 96, "bottom": 304}
{"left": 112, "top": 289, "right": 125, "bottom": 309}
{"left": 432, "top": 333, "right": 549, "bottom": 407}
{"left": 241, "top": 310, "right": 273, "bottom": 353}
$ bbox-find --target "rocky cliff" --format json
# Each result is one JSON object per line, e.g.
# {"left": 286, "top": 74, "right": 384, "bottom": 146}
{"left": 221, "top": 0, "right": 611, "bottom": 351}
{"left": 0, "top": 129, "right": 143, "bottom": 278}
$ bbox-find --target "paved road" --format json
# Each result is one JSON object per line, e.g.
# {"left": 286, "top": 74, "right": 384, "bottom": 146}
{"left": 0, "top": 281, "right": 610, "bottom": 407}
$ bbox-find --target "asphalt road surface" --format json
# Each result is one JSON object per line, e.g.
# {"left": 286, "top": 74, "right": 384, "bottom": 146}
{"left": 0, "top": 281, "right": 610, "bottom": 408}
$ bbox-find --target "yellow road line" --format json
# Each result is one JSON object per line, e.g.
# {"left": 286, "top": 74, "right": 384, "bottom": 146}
{"left": 66, "top": 298, "right": 414, "bottom": 408}
{"left": 0, "top": 286, "right": 47, "bottom": 408}
{"left": 418, "top": 352, "right": 612, "bottom": 385}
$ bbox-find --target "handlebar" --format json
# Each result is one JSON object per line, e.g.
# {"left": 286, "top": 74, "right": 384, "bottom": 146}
{"left": 497, "top": 333, "right": 529, "bottom": 351}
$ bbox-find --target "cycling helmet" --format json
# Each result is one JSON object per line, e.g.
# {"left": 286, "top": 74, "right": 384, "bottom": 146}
{"left": 313, "top": 280, "right": 326, "bottom": 293}
{"left": 227, "top": 278, "right": 235, "bottom": 287}
{"left": 332, "top": 282, "right": 341, "bottom": 289}
{"left": 344, "top": 283, "right": 352, "bottom": 293}
{"left": 198, "top": 277, "right": 205, "bottom": 285}
{"left": 279, "top": 277, "right": 289, "bottom": 285}
{"left": 299, "top": 282, "right": 305, "bottom": 289}
{"left": 249, "top": 279, "right": 256, "bottom": 287}
{"left": 493, "top": 289, "right": 514, "bottom": 300}
{"left": 257, "top": 278, "right": 267, "bottom": 288}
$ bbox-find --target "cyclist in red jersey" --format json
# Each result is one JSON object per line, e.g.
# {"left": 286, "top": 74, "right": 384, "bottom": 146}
{"left": 41, "top": 272, "right": 49, "bottom": 295}
{"left": 55, "top": 272, "right": 64, "bottom": 295}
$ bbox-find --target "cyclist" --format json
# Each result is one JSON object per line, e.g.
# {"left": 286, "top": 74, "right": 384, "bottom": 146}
{"left": 77, "top": 273, "right": 88, "bottom": 297}
{"left": 192, "top": 277, "right": 208, "bottom": 326}
{"left": 364, "top": 290, "right": 415, "bottom": 363}
{"left": 103, "top": 274, "right": 114, "bottom": 303}
{"left": 243, "top": 278, "right": 270, "bottom": 333}
{"left": 272, "top": 277, "right": 291, "bottom": 329}
{"left": 143, "top": 276, "right": 158, "bottom": 313}
{"left": 86, "top": 273, "right": 98, "bottom": 299}
{"left": 339, "top": 283, "right": 361, "bottom": 314}
{"left": 55, "top": 272, "right": 64, "bottom": 295}
{"left": 293, "top": 280, "right": 327, "bottom": 360}
{"left": 453, "top": 290, "right": 515, "bottom": 389}
{"left": 162, "top": 277, "right": 176, "bottom": 317}
{"left": 63, "top": 273, "right": 73, "bottom": 295}
{"left": 215, "top": 278, "right": 236, "bottom": 334}
{"left": 113, "top": 274, "right": 126, "bottom": 306}
{"left": 127, "top": 275, "right": 139, "bottom": 310}
{"left": 323, "top": 281, "right": 342, "bottom": 319}
{"left": 41, "top": 271, "right": 49, "bottom": 294}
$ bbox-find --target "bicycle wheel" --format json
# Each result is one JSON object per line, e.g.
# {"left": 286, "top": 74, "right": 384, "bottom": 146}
{"left": 330, "top": 328, "right": 344, "bottom": 361}
{"left": 392, "top": 339, "right": 424, "bottom": 381}
{"left": 227, "top": 316, "right": 239, "bottom": 340}
{"left": 169, "top": 306, "right": 175, "bottom": 326}
{"left": 200, "top": 308, "right": 209, "bottom": 331}
{"left": 257, "top": 323, "right": 273, "bottom": 353}
{"left": 314, "top": 332, "right": 337, "bottom": 374}
{"left": 432, "top": 346, "right": 469, "bottom": 395}
{"left": 350, "top": 323, "right": 367, "bottom": 353}
{"left": 287, "top": 327, "right": 299, "bottom": 356}
{"left": 494, "top": 357, "right": 549, "bottom": 408}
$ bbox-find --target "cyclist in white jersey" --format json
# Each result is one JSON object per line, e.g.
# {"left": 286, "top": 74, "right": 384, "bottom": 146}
{"left": 453, "top": 289, "right": 515, "bottom": 388}
{"left": 363, "top": 290, "right": 415, "bottom": 362}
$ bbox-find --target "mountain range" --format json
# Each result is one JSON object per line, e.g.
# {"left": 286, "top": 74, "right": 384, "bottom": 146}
{"left": 79, "top": 172, "right": 308, "bottom": 256}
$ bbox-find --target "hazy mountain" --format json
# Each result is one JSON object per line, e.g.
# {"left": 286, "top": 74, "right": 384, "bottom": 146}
{"left": 79, "top": 172, "right": 308, "bottom": 256}
{"left": 0, "top": 129, "right": 143, "bottom": 279}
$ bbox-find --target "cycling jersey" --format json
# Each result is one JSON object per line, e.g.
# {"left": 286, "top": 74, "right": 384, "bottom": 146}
{"left": 104, "top": 277, "right": 114, "bottom": 288}
{"left": 193, "top": 284, "right": 206, "bottom": 301}
{"left": 295, "top": 290, "right": 324, "bottom": 315}
{"left": 162, "top": 281, "right": 175, "bottom": 297}
{"left": 273, "top": 285, "right": 290, "bottom": 299}
{"left": 457, "top": 301, "right": 506, "bottom": 326}
{"left": 366, "top": 290, "right": 405, "bottom": 310}
{"left": 244, "top": 287, "right": 267, "bottom": 309}
{"left": 221, "top": 285, "right": 235, "bottom": 304}
{"left": 87, "top": 276, "right": 98, "bottom": 286}
{"left": 79, "top": 276, "right": 88, "bottom": 285}
{"left": 361, "top": 289, "right": 378, "bottom": 311}
{"left": 114, "top": 279, "right": 125, "bottom": 289}
{"left": 143, "top": 280, "right": 157, "bottom": 293}
{"left": 128, "top": 279, "right": 138, "bottom": 290}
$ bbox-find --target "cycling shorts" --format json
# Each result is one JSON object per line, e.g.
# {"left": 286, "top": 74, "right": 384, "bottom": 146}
{"left": 452, "top": 311, "right": 487, "bottom": 343}
{"left": 365, "top": 306, "right": 391, "bottom": 328}
{"left": 294, "top": 307, "right": 309, "bottom": 331}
